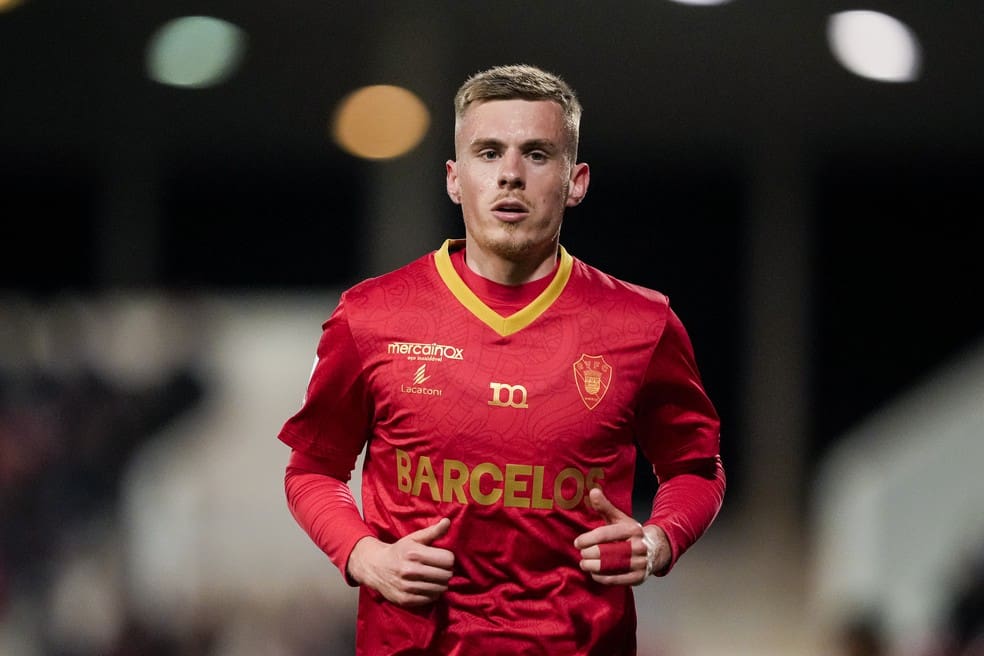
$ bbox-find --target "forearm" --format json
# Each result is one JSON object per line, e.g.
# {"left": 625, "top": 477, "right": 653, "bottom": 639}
{"left": 284, "top": 466, "right": 374, "bottom": 583}
{"left": 645, "top": 456, "right": 726, "bottom": 574}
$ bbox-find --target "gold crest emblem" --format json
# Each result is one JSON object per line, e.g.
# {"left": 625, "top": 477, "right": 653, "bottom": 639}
{"left": 573, "top": 354, "right": 613, "bottom": 410}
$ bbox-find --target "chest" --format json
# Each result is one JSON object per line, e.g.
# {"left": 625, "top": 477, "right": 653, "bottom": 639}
{"left": 357, "top": 308, "right": 654, "bottom": 464}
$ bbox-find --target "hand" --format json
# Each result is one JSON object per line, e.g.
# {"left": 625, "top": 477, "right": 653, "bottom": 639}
{"left": 574, "top": 487, "right": 670, "bottom": 586}
{"left": 347, "top": 517, "right": 455, "bottom": 607}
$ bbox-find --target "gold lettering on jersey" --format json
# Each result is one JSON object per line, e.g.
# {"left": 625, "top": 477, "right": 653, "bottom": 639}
{"left": 503, "top": 464, "right": 531, "bottom": 508}
{"left": 411, "top": 455, "right": 440, "bottom": 501}
{"left": 400, "top": 384, "right": 443, "bottom": 396}
{"left": 488, "top": 382, "right": 528, "bottom": 408}
{"left": 442, "top": 459, "right": 469, "bottom": 503}
{"left": 395, "top": 448, "right": 604, "bottom": 510}
{"left": 469, "top": 462, "right": 503, "bottom": 505}
{"left": 573, "top": 354, "right": 613, "bottom": 410}
{"left": 387, "top": 341, "right": 464, "bottom": 362}
{"left": 400, "top": 365, "right": 442, "bottom": 397}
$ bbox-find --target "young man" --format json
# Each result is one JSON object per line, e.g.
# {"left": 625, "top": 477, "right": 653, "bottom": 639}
{"left": 278, "top": 64, "right": 725, "bottom": 655}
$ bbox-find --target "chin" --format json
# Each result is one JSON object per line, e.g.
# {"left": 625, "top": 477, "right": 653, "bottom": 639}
{"left": 485, "top": 234, "right": 543, "bottom": 262}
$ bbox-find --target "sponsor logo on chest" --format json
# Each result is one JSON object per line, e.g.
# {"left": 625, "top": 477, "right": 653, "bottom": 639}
{"left": 488, "top": 382, "right": 528, "bottom": 408}
{"left": 387, "top": 341, "right": 463, "bottom": 362}
{"left": 390, "top": 340, "right": 614, "bottom": 410}
{"left": 400, "top": 364, "right": 442, "bottom": 396}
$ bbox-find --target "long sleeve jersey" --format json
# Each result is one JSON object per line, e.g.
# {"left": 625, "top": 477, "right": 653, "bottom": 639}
{"left": 279, "top": 239, "right": 725, "bottom": 655}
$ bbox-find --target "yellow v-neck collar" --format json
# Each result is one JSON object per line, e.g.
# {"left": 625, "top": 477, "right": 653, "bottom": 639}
{"left": 433, "top": 239, "right": 573, "bottom": 337}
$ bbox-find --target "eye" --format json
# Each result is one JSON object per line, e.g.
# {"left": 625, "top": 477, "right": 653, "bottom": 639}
{"left": 479, "top": 150, "right": 499, "bottom": 160}
{"left": 528, "top": 151, "right": 548, "bottom": 162}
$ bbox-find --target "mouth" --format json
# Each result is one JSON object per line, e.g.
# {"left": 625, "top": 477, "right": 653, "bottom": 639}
{"left": 490, "top": 198, "right": 530, "bottom": 222}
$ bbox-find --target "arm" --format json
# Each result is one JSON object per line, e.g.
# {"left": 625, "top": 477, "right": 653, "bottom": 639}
{"left": 278, "top": 299, "right": 453, "bottom": 605}
{"left": 285, "top": 451, "right": 455, "bottom": 606}
{"left": 636, "top": 307, "right": 726, "bottom": 574}
{"left": 645, "top": 456, "right": 725, "bottom": 574}
{"left": 284, "top": 450, "right": 373, "bottom": 583}
{"left": 576, "top": 305, "right": 725, "bottom": 584}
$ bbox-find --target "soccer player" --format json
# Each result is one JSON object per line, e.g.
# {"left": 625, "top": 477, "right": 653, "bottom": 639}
{"left": 278, "top": 63, "right": 725, "bottom": 655}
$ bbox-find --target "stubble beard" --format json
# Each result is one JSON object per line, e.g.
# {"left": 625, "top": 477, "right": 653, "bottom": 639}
{"left": 484, "top": 223, "right": 534, "bottom": 261}
{"left": 478, "top": 219, "right": 560, "bottom": 264}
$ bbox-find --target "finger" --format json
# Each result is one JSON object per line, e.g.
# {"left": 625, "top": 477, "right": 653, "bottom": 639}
{"left": 408, "top": 543, "right": 455, "bottom": 570}
{"left": 588, "top": 570, "right": 647, "bottom": 587}
{"left": 579, "top": 536, "right": 648, "bottom": 560}
{"left": 597, "top": 541, "right": 633, "bottom": 574}
{"left": 396, "top": 587, "right": 448, "bottom": 607}
{"left": 405, "top": 562, "right": 455, "bottom": 584}
{"left": 579, "top": 545, "right": 602, "bottom": 560}
{"left": 402, "top": 578, "right": 451, "bottom": 596}
{"left": 586, "top": 487, "right": 630, "bottom": 524}
{"left": 574, "top": 522, "right": 639, "bottom": 550}
{"left": 579, "top": 554, "right": 649, "bottom": 575}
{"left": 406, "top": 517, "right": 451, "bottom": 545}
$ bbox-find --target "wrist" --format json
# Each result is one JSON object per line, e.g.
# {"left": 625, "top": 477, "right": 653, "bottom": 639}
{"left": 346, "top": 535, "right": 380, "bottom": 585}
{"left": 642, "top": 524, "right": 671, "bottom": 577}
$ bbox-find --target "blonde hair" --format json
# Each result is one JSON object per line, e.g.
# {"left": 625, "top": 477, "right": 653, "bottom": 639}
{"left": 453, "top": 64, "right": 582, "bottom": 160}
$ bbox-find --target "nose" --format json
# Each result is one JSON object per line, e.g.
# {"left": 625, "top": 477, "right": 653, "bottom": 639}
{"left": 497, "top": 150, "right": 525, "bottom": 189}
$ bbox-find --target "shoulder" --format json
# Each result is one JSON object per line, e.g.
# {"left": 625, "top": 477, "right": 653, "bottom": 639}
{"left": 570, "top": 256, "right": 670, "bottom": 315}
{"left": 337, "top": 249, "right": 439, "bottom": 311}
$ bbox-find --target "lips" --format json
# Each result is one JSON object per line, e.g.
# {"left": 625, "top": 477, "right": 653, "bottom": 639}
{"left": 491, "top": 198, "right": 530, "bottom": 222}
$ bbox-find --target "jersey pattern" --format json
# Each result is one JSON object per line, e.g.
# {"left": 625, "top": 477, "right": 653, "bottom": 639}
{"left": 279, "top": 239, "right": 720, "bottom": 656}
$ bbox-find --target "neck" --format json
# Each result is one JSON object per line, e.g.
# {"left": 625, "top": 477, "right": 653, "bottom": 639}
{"left": 463, "top": 237, "right": 559, "bottom": 285}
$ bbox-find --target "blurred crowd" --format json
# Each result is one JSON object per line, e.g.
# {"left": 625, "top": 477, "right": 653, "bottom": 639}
{"left": 0, "top": 361, "right": 203, "bottom": 653}
{"left": 0, "top": 293, "right": 364, "bottom": 656}
{"left": 835, "top": 548, "right": 984, "bottom": 656}
{"left": 0, "top": 358, "right": 358, "bottom": 655}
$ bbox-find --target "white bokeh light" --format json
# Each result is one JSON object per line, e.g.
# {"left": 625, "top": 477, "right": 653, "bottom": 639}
{"left": 827, "top": 10, "right": 922, "bottom": 82}
{"left": 146, "top": 16, "right": 247, "bottom": 89}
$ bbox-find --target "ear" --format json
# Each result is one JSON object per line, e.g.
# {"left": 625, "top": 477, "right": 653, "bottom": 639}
{"left": 565, "top": 162, "right": 590, "bottom": 207}
{"left": 446, "top": 159, "right": 462, "bottom": 205}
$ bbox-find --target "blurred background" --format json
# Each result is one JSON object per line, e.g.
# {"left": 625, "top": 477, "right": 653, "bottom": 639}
{"left": 2, "top": 1, "right": 983, "bottom": 654}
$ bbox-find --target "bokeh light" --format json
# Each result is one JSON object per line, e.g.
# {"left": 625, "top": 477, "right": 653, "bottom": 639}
{"left": 331, "top": 85, "right": 430, "bottom": 160}
{"left": 0, "top": 0, "right": 26, "bottom": 13}
{"left": 827, "top": 10, "right": 922, "bottom": 83}
{"left": 146, "top": 16, "right": 247, "bottom": 89}
{"left": 0, "top": 0, "right": 24, "bottom": 13}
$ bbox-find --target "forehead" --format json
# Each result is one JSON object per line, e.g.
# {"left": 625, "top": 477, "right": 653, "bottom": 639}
{"left": 457, "top": 98, "right": 568, "bottom": 144}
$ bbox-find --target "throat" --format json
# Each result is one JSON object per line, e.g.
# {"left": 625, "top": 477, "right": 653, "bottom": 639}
{"left": 451, "top": 248, "right": 557, "bottom": 315}
{"left": 464, "top": 237, "right": 559, "bottom": 285}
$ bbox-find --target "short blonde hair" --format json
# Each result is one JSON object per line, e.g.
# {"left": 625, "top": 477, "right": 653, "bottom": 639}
{"left": 453, "top": 64, "right": 582, "bottom": 161}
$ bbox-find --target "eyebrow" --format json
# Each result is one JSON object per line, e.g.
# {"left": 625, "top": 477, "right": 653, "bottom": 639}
{"left": 469, "top": 138, "right": 559, "bottom": 153}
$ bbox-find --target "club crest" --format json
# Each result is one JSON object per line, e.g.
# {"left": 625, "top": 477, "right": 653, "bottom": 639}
{"left": 573, "top": 354, "right": 613, "bottom": 410}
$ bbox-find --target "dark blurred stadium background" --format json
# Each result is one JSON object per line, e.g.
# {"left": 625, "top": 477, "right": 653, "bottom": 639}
{"left": 2, "top": 3, "right": 982, "bottom": 654}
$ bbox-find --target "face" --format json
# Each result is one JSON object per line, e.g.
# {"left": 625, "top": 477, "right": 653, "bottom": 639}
{"left": 446, "top": 99, "right": 589, "bottom": 272}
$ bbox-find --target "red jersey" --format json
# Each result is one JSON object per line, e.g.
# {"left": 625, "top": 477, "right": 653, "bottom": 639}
{"left": 279, "top": 239, "right": 724, "bottom": 655}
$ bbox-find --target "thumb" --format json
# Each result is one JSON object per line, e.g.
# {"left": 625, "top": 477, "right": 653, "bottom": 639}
{"left": 587, "top": 486, "right": 628, "bottom": 524}
{"left": 406, "top": 517, "right": 451, "bottom": 544}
